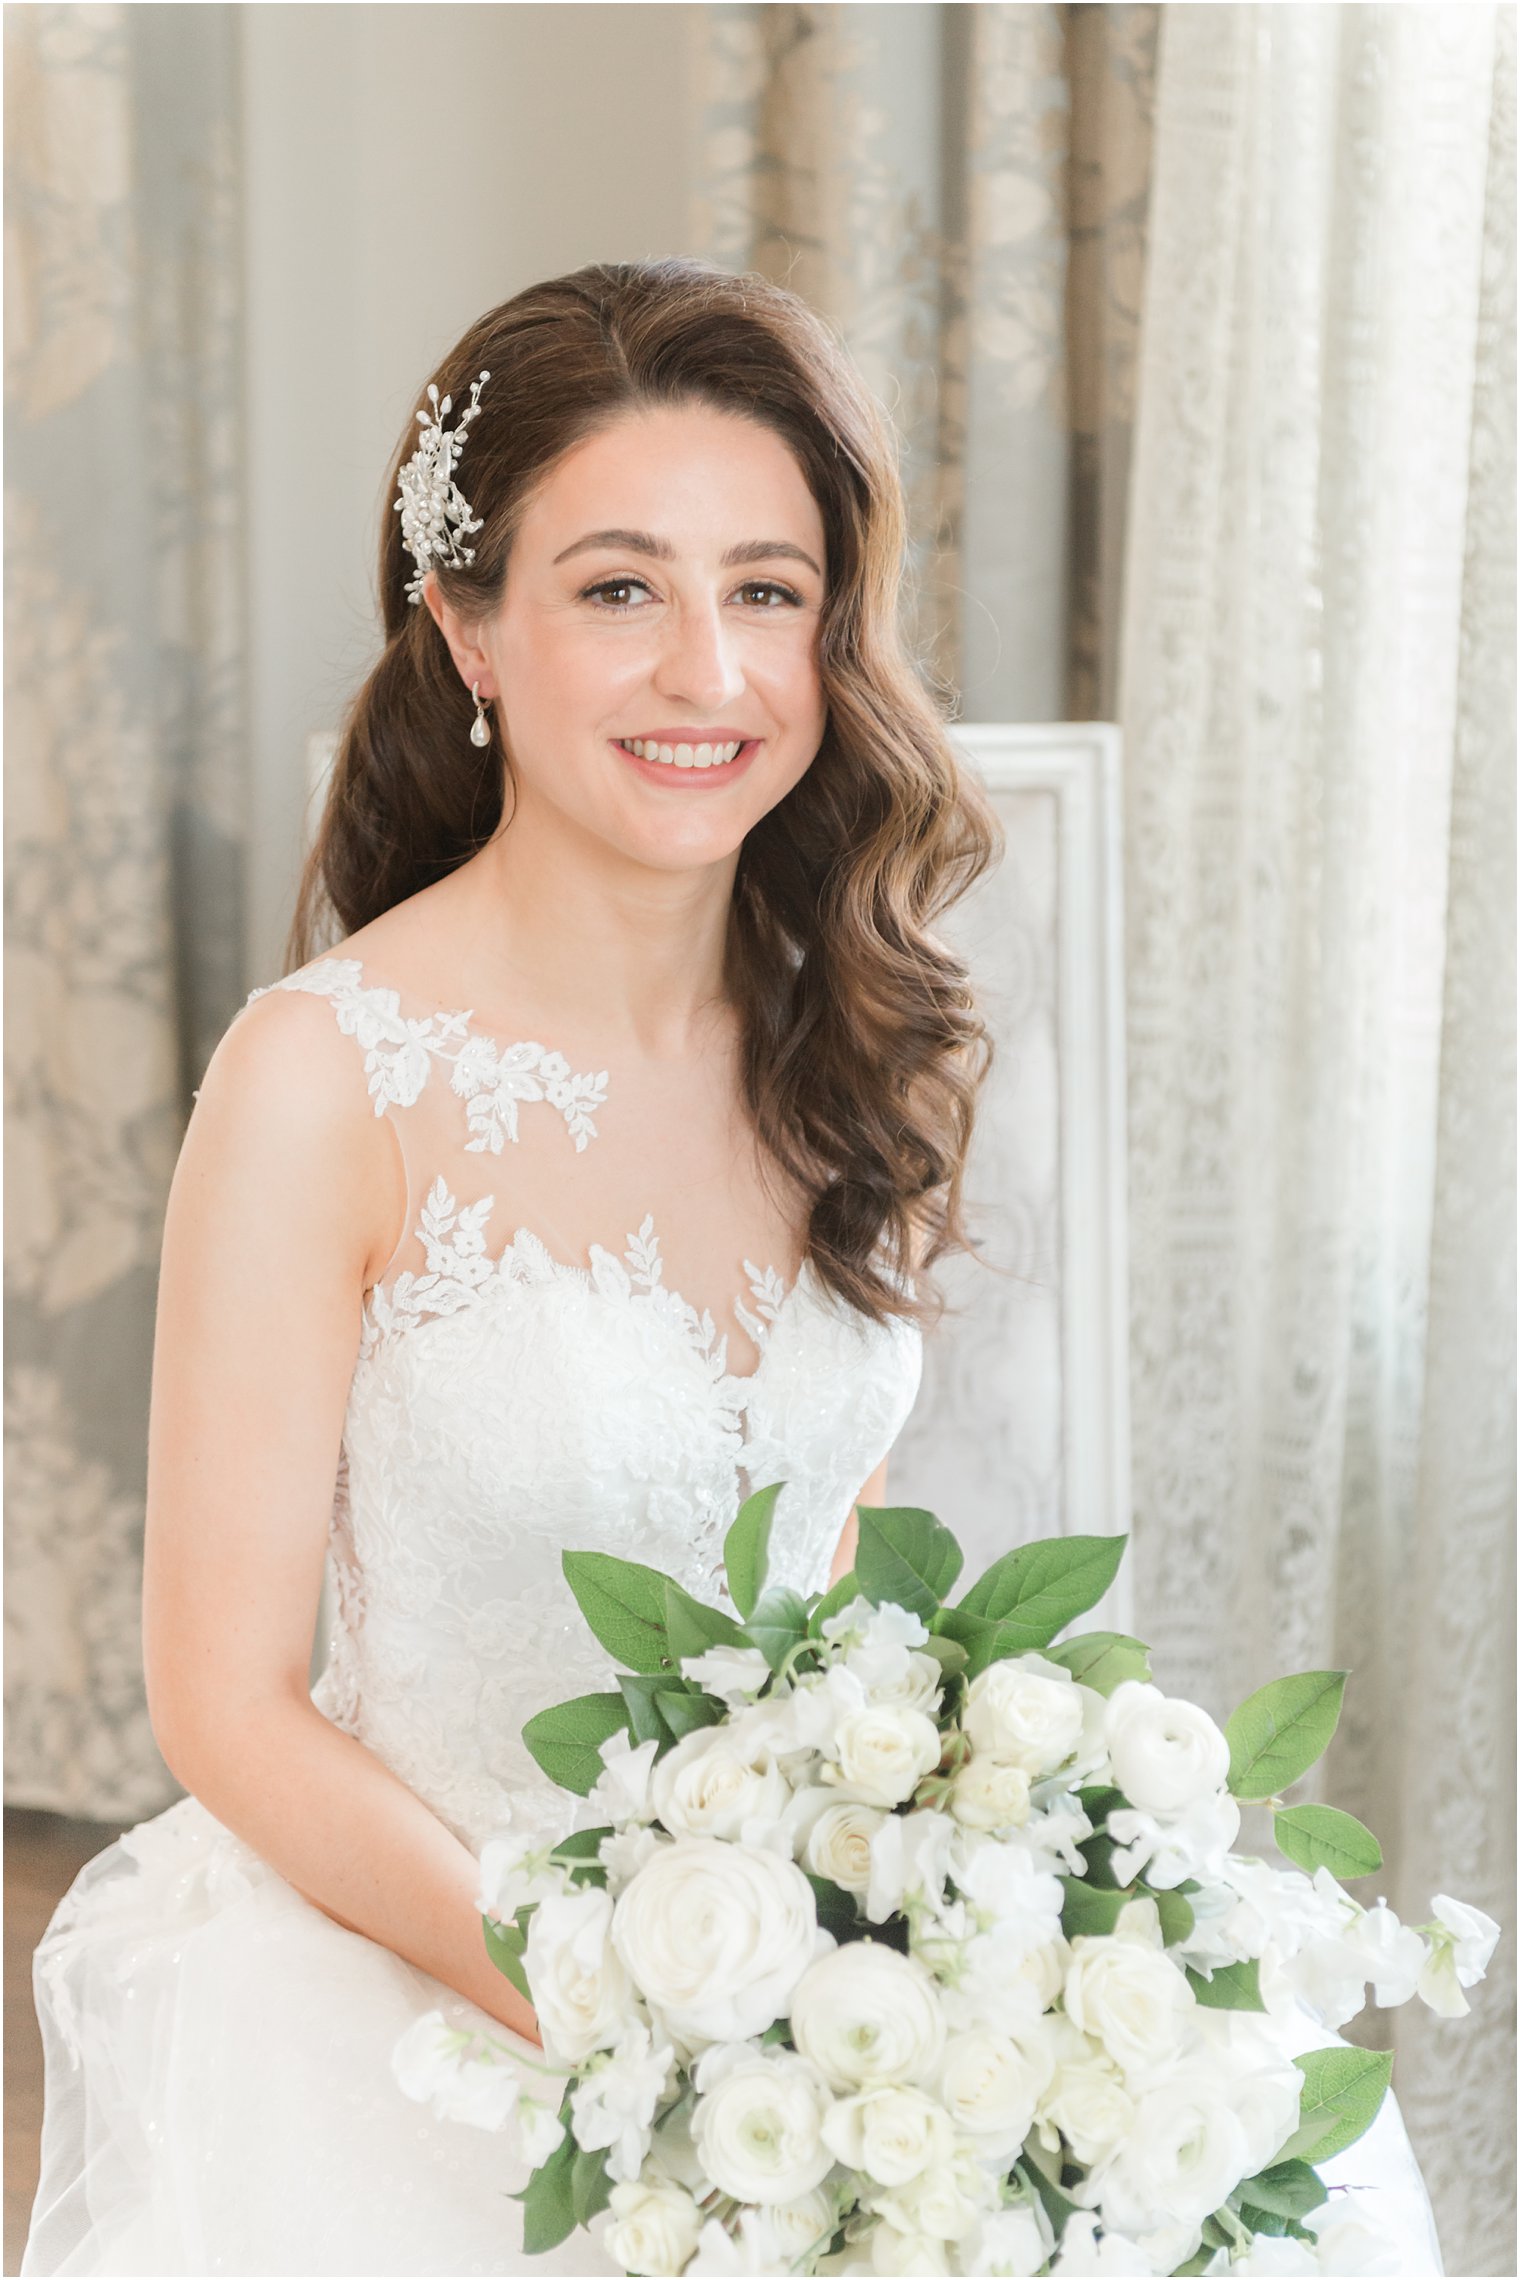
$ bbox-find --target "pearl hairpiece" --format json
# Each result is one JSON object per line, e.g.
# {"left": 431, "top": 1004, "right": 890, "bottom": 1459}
{"left": 393, "top": 369, "right": 491, "bottom": 606}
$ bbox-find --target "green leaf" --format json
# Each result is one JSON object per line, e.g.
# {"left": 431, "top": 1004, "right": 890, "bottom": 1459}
{"left": 663, "top": 1576, "right": 749, "bottom": 1667}
{"left": 1273, "top": 1802, "right": 1383, "bottom": 1880}
{"left": 570, "top": 2142, "right": 613, "bottom": 2227}
{"left": 1149, "top": 1885, "right": 1195, "bottom": 1947}
{"left": 482, "top": 1908, "right": 533, "bottom": 2002}
{"left": 854, "top": 1505, "right": 964, "bottom": 1622}
{"left": 744, "top": 1585, "right": 809, "bottom": 1671}
{"left": 1225, "top": 1671, "right": 1348, "bottom": 1800}
{"left": 618, "top": 1672, "right": 675, "bottom": 1748}
{"left": 804, "top": 1871, "right": 861, "bottom": 1941}
{"left": 807, "top": 1570, "right": 862, "bottom": 1635}
{"left": 1076, "top": 1784, "right": 1129, "bottom": 1826}
{"left": 725, "top": 1483, "right": 780, "bottom": 1619}
{"left": 657, "top": 1689, "right": 727, "bottom": 1740}
{"left": 561, "top": 1550, "right": 675, "bottom": 1674}
{"left": 510, "top": 2117, "right": 578, "bottom": 2252}
{"left": 1279, "top": 2046, "right": 1393, "bottom": 2164}
{"left": 918, "top": 1632, "right": 968, "bottom": 1677}
{"left": 1230, "top": 2159, "right": 1327, "bottom": 2223}
{"left": 928, "top": 1603, "right": 1009, "bottom": 1677}
{"left": 1060, "top": 1879, "right": 1127, "bottom": 1940}
{"left": 1186, "top": 1956, "right": 1266, "bottom": 2010}
{"left": 521, "top": 1692, "right": 630, "bottom": 1795}
{"left": 1015, "top": 2150, "right": 1081, "bottom": 2240}
{"left": 957, "top": 1534, "right": 1128, "bottom": 1648}
{"left": 1043, "top": 1631, "right": 1153, "bottom": 1696}
{"left": 550, "top": 1826, "right": 612, "bottom": 1887}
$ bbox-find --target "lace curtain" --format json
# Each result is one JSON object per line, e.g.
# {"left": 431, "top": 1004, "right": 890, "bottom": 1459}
{"left": 4, "top": 5, "right": 246, "bottom": 1817}
{"left": 694, "top": 7, "right": 1516, "bottom": 2269}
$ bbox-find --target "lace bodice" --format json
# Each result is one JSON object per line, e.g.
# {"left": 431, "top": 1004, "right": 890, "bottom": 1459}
{"left": 238, "top": 959, "right": 924, "bottom": 1855}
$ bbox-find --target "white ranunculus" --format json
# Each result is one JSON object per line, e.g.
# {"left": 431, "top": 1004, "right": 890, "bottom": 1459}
{"left": 790, "top": 1938, "right": 947, "bottom": 2089}
{"left": 819, "top": 2083, "right": 955, "bottom": 2186}
{"left": 1093, "top": 2065, "right": 1251, "bottom": 2233}
{"left": 869, "top": 2225, "right": 950, "bottom": 2276}
{"left": 690, "top": 2046, "right": 835, "bottom": 2203}
{"left": 1048, "top": 2212, "right": 1153, "bottom": 2275}
{"left": 869, "top": 2142, "right": 999, "bottom": 2242}
{"left": 391, "top": 2010, "right": 524, "bottom": 2132}
{"left": 802, "top": 1800, "right": 888, "bottom": 1893}
{"left": 523, "top": 1884, "right": 637, "bottom": 2067}
{"left": 678, "top": 1643, "right": 773, "bottom": 1704}
{"left": 961, "top": 2200, "right": 1056, "bottom": 2278}
{"left": 648, "top": 1723, "right": 791, "bottom": 1844}
{"left": 865, "top": 1805, "right": 957, "bottom": 1923}
{"left": 936, "top": 2022, "right": 1055, "bottom": 2153}
{"left": 962, "top": 1655, "right": 1099, "bottom": 1777}
{"left": 950, "top": 1755, "right": 1032, "bottom": 1831}
{"left": 1104, "top": 1682, "right": 1230, "bottom": 1819}
{"left": 611, "top": 1836, "right": 825, "bottom": 2048}
{"left": 590, "top": 1729, "right": 662, "bottom": 1827}
{"left": 568, "top": 2017, "right": 675, "bottom": 2183}
{"left": 604, "top": 2175, "right": 703, "bottom": 2276}
{"left": 1418, "top": 1893, "right": 1501, "bottom": 2016}
{"left": 826, "top": 1701, "right": 943, "bottom": 1808}
{"left": 1061, "top": 1927, "right": 1195, "bottom": 2079}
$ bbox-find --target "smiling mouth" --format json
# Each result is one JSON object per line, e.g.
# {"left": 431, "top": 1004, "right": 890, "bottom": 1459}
{"left": 614, "top": 737, "right": 752, "bottom": 771}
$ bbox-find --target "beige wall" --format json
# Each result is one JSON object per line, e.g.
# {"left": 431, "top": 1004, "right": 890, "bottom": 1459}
{"left": 240, "top": 3, "right": 703, "bottom": 979}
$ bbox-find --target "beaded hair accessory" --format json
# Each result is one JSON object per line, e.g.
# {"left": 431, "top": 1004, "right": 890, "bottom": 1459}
{"left": 394, "top": 370, "right": 491, "bottom": 605}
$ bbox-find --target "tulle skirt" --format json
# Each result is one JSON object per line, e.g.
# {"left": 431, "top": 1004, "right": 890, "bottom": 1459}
{"left": 22, "top": 1792, "right": 1444, "bottom": 2276}
{"left": 21, "top": 1794, "right": 618, "bottom": 2277}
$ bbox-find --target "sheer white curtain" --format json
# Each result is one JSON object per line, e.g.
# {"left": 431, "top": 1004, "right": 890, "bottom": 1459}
{"left": 1118, "top": 11, "right": 1515, "bottom": 2271}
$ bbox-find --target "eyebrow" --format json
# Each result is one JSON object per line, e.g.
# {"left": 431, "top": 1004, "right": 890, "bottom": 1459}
{"left": 552, "top": 528, "right": 823, "bottom": 579}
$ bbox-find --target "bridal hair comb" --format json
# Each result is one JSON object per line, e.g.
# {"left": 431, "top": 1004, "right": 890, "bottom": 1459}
{"left": 394, "top": 370, "right": 491, "bottom": 605}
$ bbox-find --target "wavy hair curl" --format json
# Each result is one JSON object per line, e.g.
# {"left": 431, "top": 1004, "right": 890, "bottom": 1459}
{"left": 289, "top": 258, "right": 1003, "bottom": 1331}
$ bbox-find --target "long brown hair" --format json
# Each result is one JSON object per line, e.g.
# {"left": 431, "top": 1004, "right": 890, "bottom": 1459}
{"left": 290, "top": 258, "right": 1003, "bottom": 1330}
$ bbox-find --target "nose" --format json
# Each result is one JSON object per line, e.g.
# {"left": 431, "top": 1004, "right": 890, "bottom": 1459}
{"left": 650, "top": 592, "right": 747, "bottom": 714}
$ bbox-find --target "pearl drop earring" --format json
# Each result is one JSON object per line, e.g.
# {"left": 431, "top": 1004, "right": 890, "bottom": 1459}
{"left": 469, "top": 683, "right": 491, "bottom": 749}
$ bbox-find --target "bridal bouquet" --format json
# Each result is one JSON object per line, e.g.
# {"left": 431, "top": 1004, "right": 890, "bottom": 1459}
{"left": 395, "top": 1492, "right": 1497, "bottom": 2277}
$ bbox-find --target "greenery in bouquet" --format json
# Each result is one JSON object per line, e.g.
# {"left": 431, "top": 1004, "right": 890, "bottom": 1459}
{"left": 393, "top": 1491, "right": 1498, "bottom": 2278}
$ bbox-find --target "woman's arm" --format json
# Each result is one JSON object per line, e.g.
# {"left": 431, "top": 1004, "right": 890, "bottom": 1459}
{"left": 827, "top": 1455, "right": 889, "bottom": 1587}
{"left": 141, "top": 990, "right": 541, "bottom": 2047}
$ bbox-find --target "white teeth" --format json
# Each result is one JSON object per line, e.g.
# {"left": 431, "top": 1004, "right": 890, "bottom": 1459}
{"left": 696, "top": 744, "right": 713, "bottom": 769}
{"left": 619, "top": 738, "right": 745, "bottom": 767}
{"left": 674, "top": 744, "right": 695, "bottom": 768}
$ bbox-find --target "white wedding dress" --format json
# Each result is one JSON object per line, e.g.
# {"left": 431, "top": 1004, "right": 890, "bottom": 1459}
{"left": 22, "top": 958, "right": 1444, "bottom": 2278}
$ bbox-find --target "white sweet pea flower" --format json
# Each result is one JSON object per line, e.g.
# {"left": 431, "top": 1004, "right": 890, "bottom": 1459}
{"left": 391, "top": 2009, "right": 524, "bottom": 2132}
{"left": 791, "top": 1938, "right": 947, "bottom": 2089}
{"left": 523, "top": 1884, "right": 637, "bottom": 2067}
{"left": 1107, "top": 1791, "right": 1241, "bottom": 1891}
{"left": 1062, "top": 1924, "right": 1195, "bottom": 2079}
{"left": 568, "top": 2016, "right": 675, "bottom": 2182}
{"left": 690, "top": 2044, "right": 835, "bottom": 2203}
{"left": 825, "top": 1701, "right": 944, "bottom": 1809}
{"left": 476, "top": 1827, "right": 575, "bottom": 1924}
{"left": 760, "top": 1662, "right": 870, "bottom": 1763}
{"left": 962, "top": 1655, "right": 1093, "bottom": 1777}
{"left": 1417, "top": 1892, "right": 1501, "bottom": 2016}
{"left": 604, "top": 2175, "right": 703, "bottom": 2276}
{"left": 611, "top": 1836, "right": 826, "bottom": 2048}
{"left": 1343, "top": 1900, "right": 1426, "bottom": 2008}
{"left": 959, "top": 2197, "right": 1056, "bottom": 2278}
{"left": 866, "top": 1805, "right": 957, "bottom": 1923}
{"left": 820, "top": 2082, "right": 956, "bottom": 2186}
{"left": 679, "top": 1642, "right": 773, "bottom": 1704}
{"left": 955, "top": 1831, "right": 1067, "bottom": 1936}
{"left": 1015, "top": 1791, "right": 1097, "bottom": 1876}
{"left": 599, "top": 1822, "right": 669, "bottom": 1895}
{"left": 1302, "top": 2206, "right": 1403, "bottom": 2274}
{"left": 936, "top": 1918, "right": 1070, "bottom": 2035}
{"left": 821, "top": 1595, "right": 929, "bottom": 1652}
{"left": 588, "top": 1728, "right": 661, "bottom": 1827}
{"left": 648, "top": 1722, "right": 791, "bottom": 1845}
{"left": 517, "top": 2096, "right": 569, "bottom": 2167}
{"left": 1049, "top": 2211, "right": 1154, "bottom": 2275}
{"left": 1104, "top": 1682, "right": 1230, "bottom": 1819}
{"left": 1207, "top": 2239, "right": 1318, "bottom": 2275}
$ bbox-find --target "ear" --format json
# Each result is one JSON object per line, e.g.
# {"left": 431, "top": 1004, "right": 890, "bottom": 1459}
{"left": 420, "top": 573, "right": 496, "bottom": 699}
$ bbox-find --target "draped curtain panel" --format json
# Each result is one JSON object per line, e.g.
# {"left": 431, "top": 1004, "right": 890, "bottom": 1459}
{"left": 693, "top": 7, "right": 1516, "bottom": 2270}
{"left": 4, "top": 3, "right": 247, "bottom": 1818}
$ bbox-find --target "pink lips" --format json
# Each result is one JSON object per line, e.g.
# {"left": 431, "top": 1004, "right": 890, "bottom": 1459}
{"left": 611, "top": 737, "right": 761, "bottom": 789}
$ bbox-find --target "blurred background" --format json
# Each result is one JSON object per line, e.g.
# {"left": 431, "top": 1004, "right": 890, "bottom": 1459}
{"left": 4, "top": 4, "right": 1514, "bottom": 2271}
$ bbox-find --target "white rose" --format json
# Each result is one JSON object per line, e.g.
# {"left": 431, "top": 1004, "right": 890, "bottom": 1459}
{"left": 791, "top": 1939, "right": 947, "bottom": 2089}
{"left": 604, "top": 2175, "right": 703, "bottom": 2276}
{"left": 1094, "top": 2065, "right": 1251, "bottom": 2233}
{"left": 820, "top": 2082, "right": 955, "bottom": 2186}
{"left": 1061, "top": 1929, "right": 1195, "bottom": 2078}
{"left": 691, "top": 2047, "right": 835, "bottom": 2203}
{"left": 827, "top": 1702, "right": 943, "bottom": 1808}
{"left": 764, "top": 2186, "right": 839, "bottom": 2263}
{"left": 949, "top": 1756, "right": 1031, "bottom": 1831}
{"left": 962, "top": 1656, "right": 1091, "bottom": 1777}
{"left": 391, "top": 2009, "right": 523, "bottom": 2132}
{"left": 523, "top": 1885, "right": 636, "bottom": 2067}
{"left": 870, "top": 2142, "right": 998, "bottom": 2241}
{"left": 611, "top": 1836, "right": 825, "bottom": 2047}
{"left": 803, "top": 1800, "right": 888, "bottom": 1893}
{"left": 936, "top": 2022, "right": 1054, "bottom": 2152}
{"left": 1037, "top": 2039, "right": 1135, "bottom": 2165}
{"left": 648, "top": 1724, "right": 791, "bottom": 1844}
{"left": 1105, "top": 1682, "right": 1230, "bottom": 1819}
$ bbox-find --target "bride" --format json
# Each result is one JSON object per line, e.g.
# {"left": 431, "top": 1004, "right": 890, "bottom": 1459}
{"left": 24, "top": 259, "right": 1442, "bottom": 2278}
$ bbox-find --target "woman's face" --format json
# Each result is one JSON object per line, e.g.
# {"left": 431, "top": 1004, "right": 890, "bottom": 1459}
{"left": 439, "top": 401, "right": 829, "bottom": 874}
